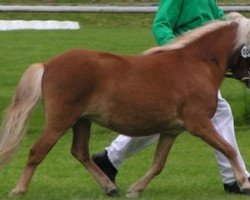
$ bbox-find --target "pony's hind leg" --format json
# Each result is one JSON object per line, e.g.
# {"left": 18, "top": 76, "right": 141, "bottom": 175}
{"left": 10, "top": 98, "right": 81, "bottom": 196}
{"left": 71, "top": 118, "right": 119, "bottom": 196}
{"left": 10, "top": 126, "right": 66, "bottom": 196}
{"left": 127, "top": 133, "right": 177, "bottom": 198}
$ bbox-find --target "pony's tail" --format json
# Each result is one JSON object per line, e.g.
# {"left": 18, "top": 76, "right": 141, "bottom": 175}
{"left": 0, "top": 63, "right": 44, "bottom": 169}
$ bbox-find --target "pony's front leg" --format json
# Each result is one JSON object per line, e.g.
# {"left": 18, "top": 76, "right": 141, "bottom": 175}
{"left": 71, "top": 118, "right": 119, "bottom": 196}
{"left": 185, "top": 113, "right": 250, "bottom": 195}
{"left": 126, "top": 133, "right": 177, "bottom": 198}
{"left": 10, "top": 128, "right": 65, "bottom": 196}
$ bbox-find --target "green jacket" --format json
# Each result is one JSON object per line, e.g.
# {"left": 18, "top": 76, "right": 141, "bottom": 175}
{"left": 152, "top": 0, "right": 224, "bottom": 45}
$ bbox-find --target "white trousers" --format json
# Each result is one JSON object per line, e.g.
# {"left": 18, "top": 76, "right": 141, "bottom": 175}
{"left": 105, "top": 91, "right": 249, "bottom": 184}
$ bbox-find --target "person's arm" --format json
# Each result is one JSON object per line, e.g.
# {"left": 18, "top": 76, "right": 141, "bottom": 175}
{"left": 152, "top": 0, "right": 183, "bottom": 45}
{"left": 213, "top": 1, "right": 225, "bottom": 20}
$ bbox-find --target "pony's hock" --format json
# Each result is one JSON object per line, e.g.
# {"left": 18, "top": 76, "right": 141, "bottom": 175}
{"left": 1, "top": 12, "right": 250, "bottom": 197}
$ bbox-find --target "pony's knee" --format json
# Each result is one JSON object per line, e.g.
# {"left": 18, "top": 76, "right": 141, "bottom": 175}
{"left": 223, "top": 145, "right": 237, "bottom": 159}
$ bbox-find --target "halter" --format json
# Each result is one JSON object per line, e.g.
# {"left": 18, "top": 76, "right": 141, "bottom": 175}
{"left": 225, "top": 45, "right": 250, "bottom": 82}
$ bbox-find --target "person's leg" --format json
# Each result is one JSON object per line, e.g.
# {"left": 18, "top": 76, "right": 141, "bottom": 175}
{"left": 92, "top": 134, "right": 159, "bottom": 182}
{"left": 212, "top": 91, "right": 249, "bottom": 193}
{"left": 106, "top": 134, "right": 159, "bottom": 169}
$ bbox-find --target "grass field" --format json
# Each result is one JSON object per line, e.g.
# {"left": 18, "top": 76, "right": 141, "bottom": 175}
{"left": 1, "top": 9, "right": 250, "bottom": 200}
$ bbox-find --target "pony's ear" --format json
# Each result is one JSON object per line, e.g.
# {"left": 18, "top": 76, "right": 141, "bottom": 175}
{"left": 227, "top": 12, "right": 245, "bottom": 21}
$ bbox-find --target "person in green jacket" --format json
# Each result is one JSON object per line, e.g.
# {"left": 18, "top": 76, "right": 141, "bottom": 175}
{"left": 152, "top": 0, "right": 224, "bottom": 44}
{"left": 92, "top": 0, "right": 250, "bottom": 194}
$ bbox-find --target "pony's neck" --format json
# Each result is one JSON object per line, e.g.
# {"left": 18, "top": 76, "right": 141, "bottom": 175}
{"left": 145, "top": 21, "right": 240, "bottom": 89}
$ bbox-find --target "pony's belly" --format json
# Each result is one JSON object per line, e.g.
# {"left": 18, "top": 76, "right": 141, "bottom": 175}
{"left": 84, "top": 95, "right": 185, "bottom": 135}
{"left": 85, "top": 111, "right": 185, "bottom": 136}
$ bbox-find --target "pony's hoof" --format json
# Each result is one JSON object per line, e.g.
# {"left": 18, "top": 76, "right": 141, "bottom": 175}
{"left": 241, "top": 188, "right": 250, "bottom": 196}
{"left": 9, "top": 188, "right": 27, "bottom": 198}
{"left": 9, "top": 187, "right": 27, "bottom": 197}
{"left": 126, "top": 190, "right": 141, "bottom": 198}
{"left": 107, "top": 188, "right": 119, "bottom": 197}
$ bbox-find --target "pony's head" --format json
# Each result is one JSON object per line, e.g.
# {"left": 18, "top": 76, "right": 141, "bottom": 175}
{"left": 228, "top": 12, "right": 250, "bottom": 87}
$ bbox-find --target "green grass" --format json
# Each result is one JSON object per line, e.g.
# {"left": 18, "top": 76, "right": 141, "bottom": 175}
{"left": 1, "top": 128, "right": 250, "bottom": 200}
{"left": 1, "top": 12, "right": 250, "bottom": 200}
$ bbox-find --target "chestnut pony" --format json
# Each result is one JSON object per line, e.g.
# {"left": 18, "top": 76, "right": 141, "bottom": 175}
{"left": 1, "top": 13, "right": 250, "bottom": 198}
